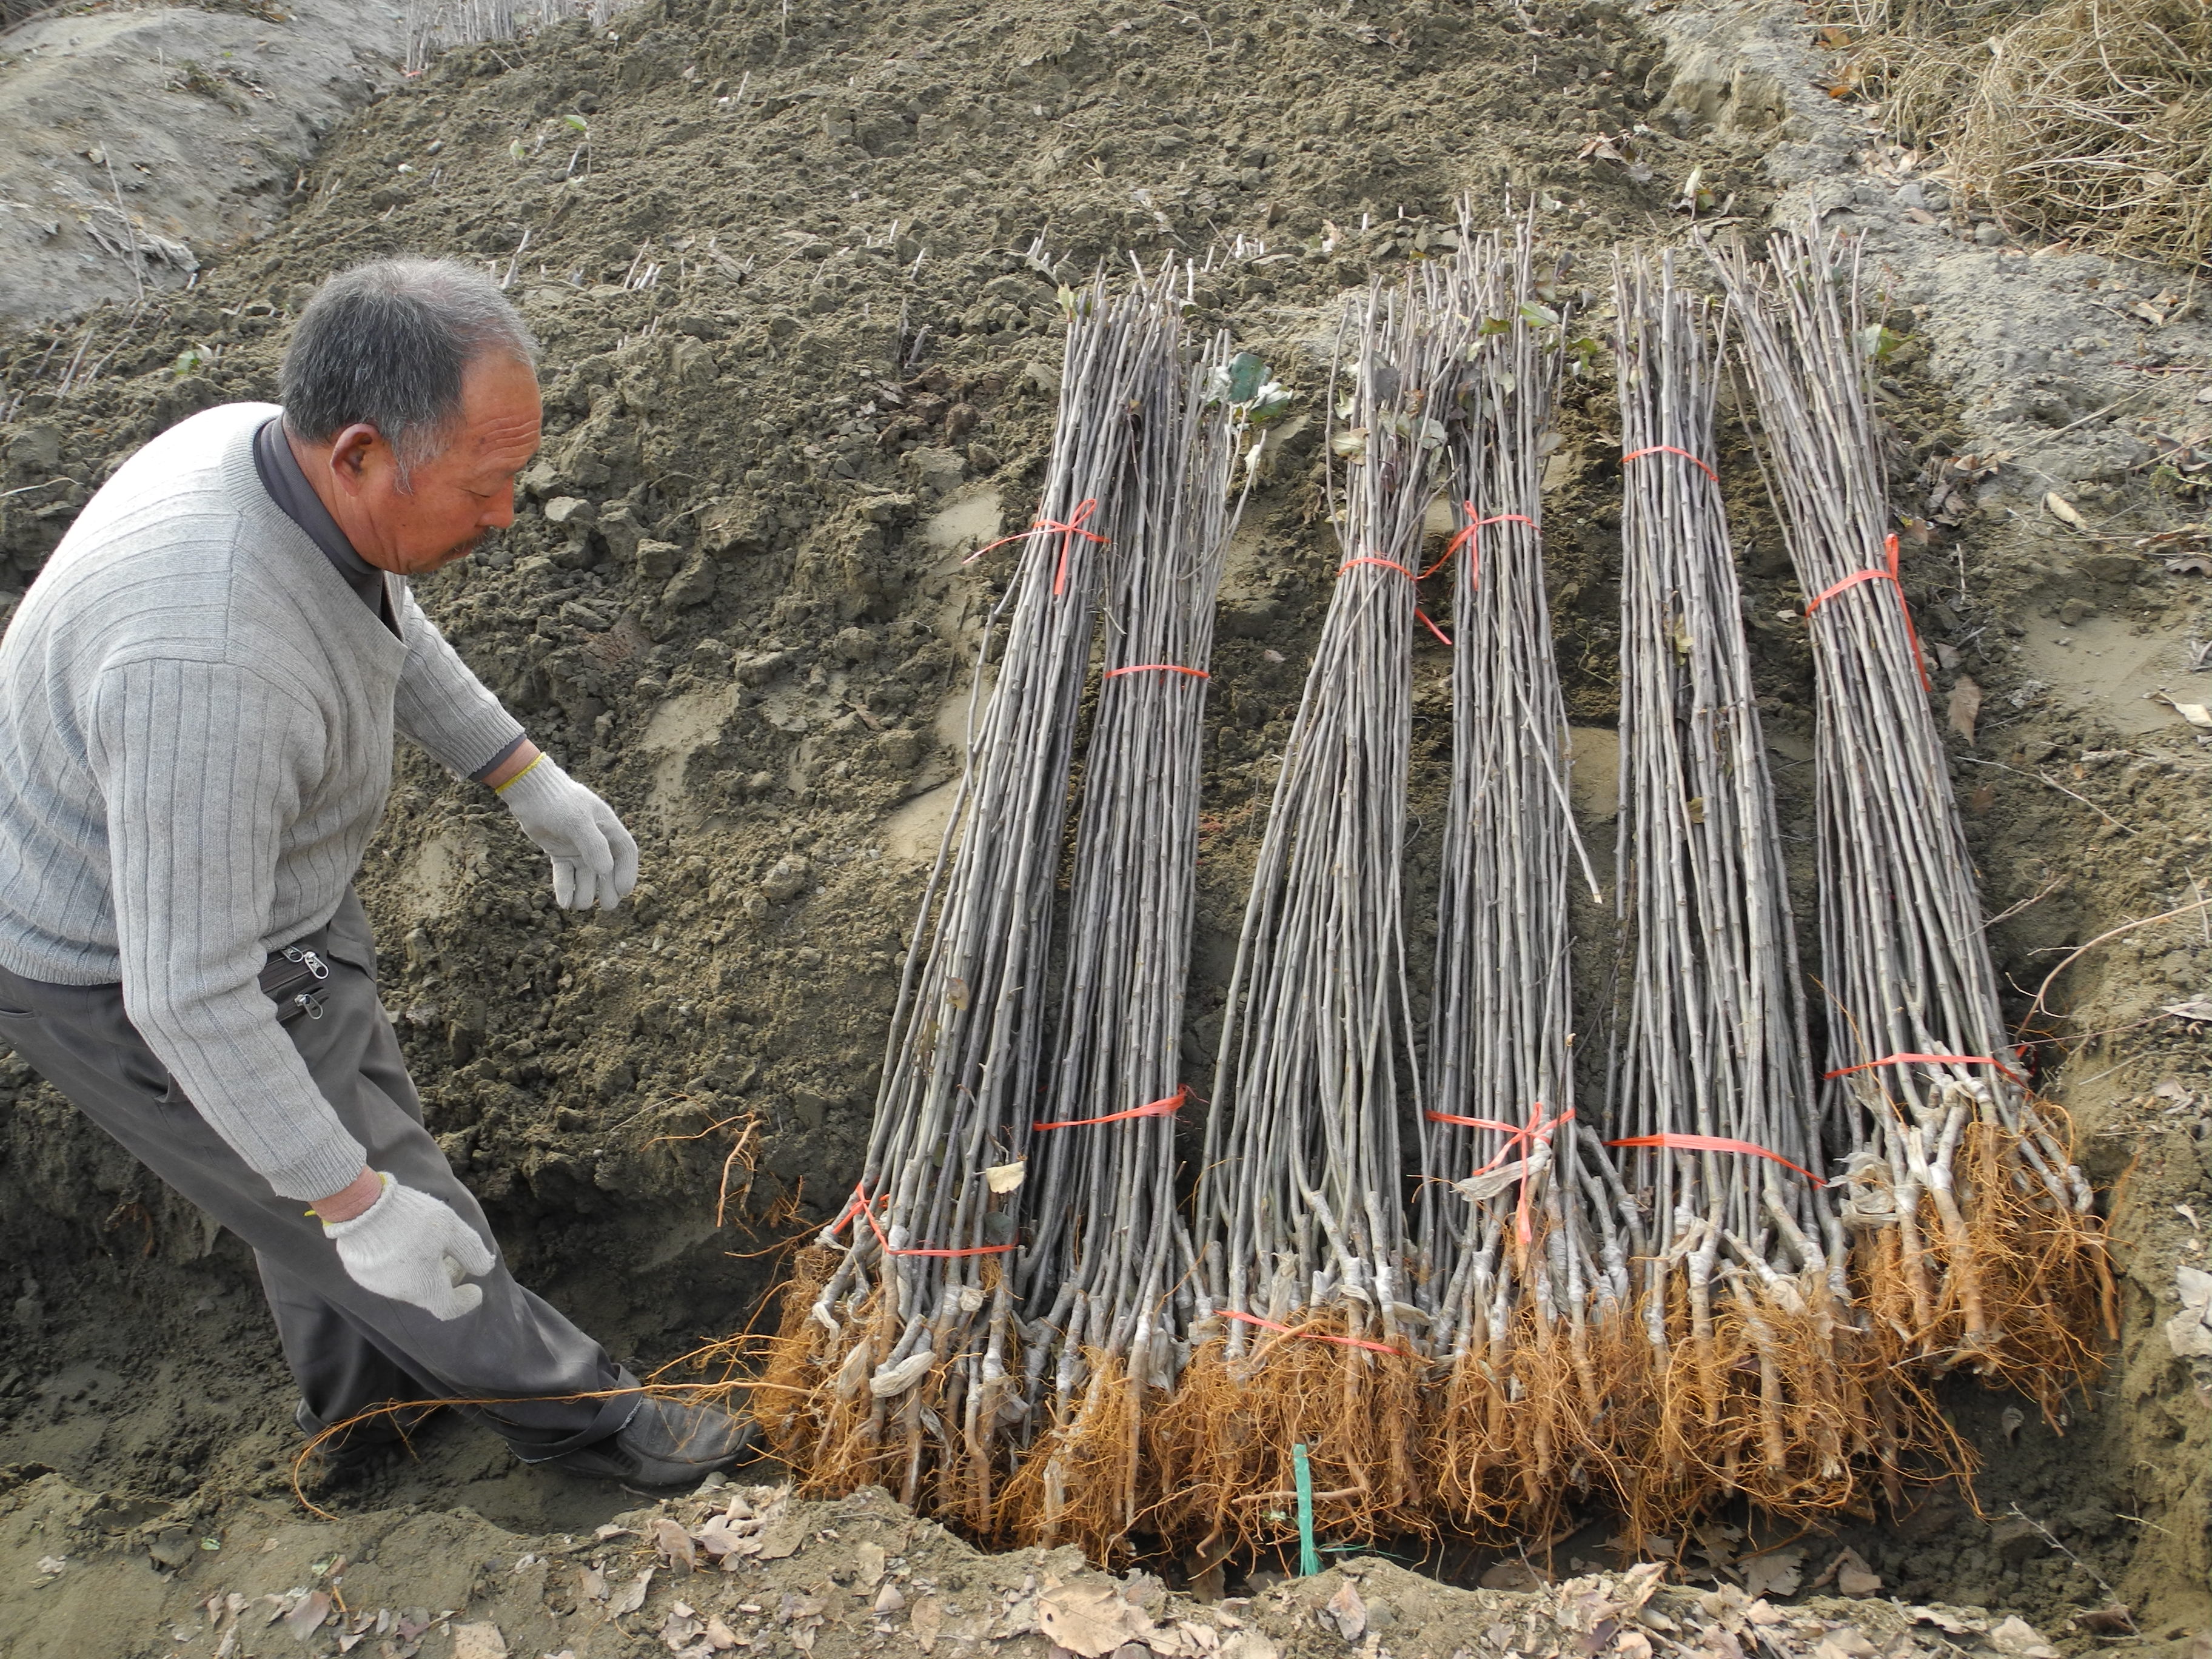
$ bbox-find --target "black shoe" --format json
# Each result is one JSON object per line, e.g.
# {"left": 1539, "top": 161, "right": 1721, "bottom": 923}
{"left": 535, "top": 1396, "right": 757, "bottom": 1487}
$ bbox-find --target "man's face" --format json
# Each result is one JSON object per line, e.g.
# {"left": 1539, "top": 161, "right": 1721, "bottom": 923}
{"left": 324, "top": 354, "right": 543, "bottom": 576}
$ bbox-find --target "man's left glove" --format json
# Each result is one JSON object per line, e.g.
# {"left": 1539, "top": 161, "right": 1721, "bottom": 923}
{"left": 497, "top": 755, "right": 640, "bottom": 911}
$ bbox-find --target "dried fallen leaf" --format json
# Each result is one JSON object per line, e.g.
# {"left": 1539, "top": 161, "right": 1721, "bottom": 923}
{"left": 450, "top": 1623, "right": 508, "bottom": 1659}
{"left": 984, "top": 1159, "right": 1026, "bottom": 1194}
{"left": 1948, "top": 675, "right": 1982, "bottom": 742}
{"left": 34, "top": 1556, "right": 65, "bottom": 1576}
{"left": 650, "top": 1516, "right": 697, "bottom": 1574}
{"left": 2045, "top": 491, "right": 2088, "bottom": 530}
{"left": 1037, "top": 1583, "right": 1150, "bottom": 1658}
{"left": 874, "top": 1581, "right": 907, "bottom": 1614}
{"left": 1838, "top": 1559, "right": 1883, "bottom": 1598}
{"left": 1324, "top": 1580, "right": 1367, "bottom": 1643}
{"left": 579, "top": 1564, "right": 608, "bottom": 1601}
{"left": 284, "top": 1591, "right": 334, "bottom": 1639}
{"left": 2167, "top": 1265, "right": 2212, "bottom": 1357}
{"left": 659, "top": 1606, "right": 703, "bottom": 1650}
{"left": 611, "top": 1566, "right": 655, "bottom": 1617}
{"left": 1911, "top": 1607, "right": 1985, "bottom": 1636}
{"left": 2165, "top": 999, "right": 2212, "bottom": 1022}
{"left": 2076, "top": 1606, "right": 2136, "bottom": 1635}
{"left": 1480, "top": 1559, "right": 1547, "bottom": 1592}
{"left": 1219, "top": 1632, "right": 1281, "bottom": 1659}
{"left": 705, "top": 1615, "right": 740, "bottom": 1651}
{"left": 853, "top": 1541, "right": 886, "bottom": 1586}
{"left": 1988, "top": 1615, "right": 2060, "bottom": 1659}
{"left": 1739, "top": 1546, "right": 1805, "bottom": 1600}
{"left": 909, "top": 1597, "right": 946, "bottom": 1654}
{"left": 755, "top": 1517, "right": 806, "bottom": 1560}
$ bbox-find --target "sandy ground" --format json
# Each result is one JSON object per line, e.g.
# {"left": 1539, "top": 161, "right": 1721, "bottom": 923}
{"left": 0, "top": 0, "right": 405, "bottom": 329}
{"left": 0, "top": 0, "right": 2207, "bottom": 1654}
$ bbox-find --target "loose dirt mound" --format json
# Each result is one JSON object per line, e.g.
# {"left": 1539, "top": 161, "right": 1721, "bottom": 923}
{"left": 0, "top": 0, "right": 404, "bottom": 328}
{"left": 0, "top": 0, "right": 2208, "bottom": 1653}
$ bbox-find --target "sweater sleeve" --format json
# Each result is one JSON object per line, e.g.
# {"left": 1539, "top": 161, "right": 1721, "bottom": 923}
{"left": 392, "top": 586, "right": 526, "bottom": 780}
{"left": 88, "top": 657, "right": 369, "bottom": 1201}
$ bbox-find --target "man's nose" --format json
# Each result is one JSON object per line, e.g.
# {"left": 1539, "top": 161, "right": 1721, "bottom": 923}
{"left": 481, "top": 491, "right": 517, "bottom": 531}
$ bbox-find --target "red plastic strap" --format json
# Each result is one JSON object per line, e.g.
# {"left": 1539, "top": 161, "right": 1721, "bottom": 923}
{"left": 1823, "top": 1051, "right": 2027, "bottom": 1088}
{"left": 1606, "top": 1133, "right": 1825, "bottom": 1189}
{"left": 1339, "top": 555, "right": 1414, "bottom": 580}
{"left": 1426, "top": 1104, "right": 1575, "bottom": 1243}
{"left": 1033, "top": 1085, "right": 1187, "bottom": 1132}
{"left": 1439, "top": 504, "right": 1540, "bottom": 587}
{"left": 1218, "top": 1309, "right": 1409, "bottom": 1358}
{"left": 1416, "top": 609, "right": 1452, "bottom": 647}
{"left": 830, "top": 1184, "right": 1016, "bottom": 1258}
{"left": 1621, "top": 444, "right": 1719, "bottom": 484}
{"left": 1102, "top": 663, "right": 1209, "bottom": 682}
{"left": 961, "top": 497, "right": 1111, "bottom": 598}
{"left": 1803, "top": 533, "right": 1929, "bottom": 691}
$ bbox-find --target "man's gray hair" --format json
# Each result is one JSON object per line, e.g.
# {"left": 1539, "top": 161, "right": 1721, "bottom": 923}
{"left": 280, "top": 258, "right": 538, "bottom": 484}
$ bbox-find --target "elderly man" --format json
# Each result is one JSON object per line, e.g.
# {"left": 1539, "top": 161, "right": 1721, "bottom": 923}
{"left": 0, "top": 258, "right": 751, "bottom": 1486}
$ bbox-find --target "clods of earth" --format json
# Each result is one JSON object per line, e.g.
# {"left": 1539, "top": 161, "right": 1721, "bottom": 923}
{"left": 0, "top": 1474, "right": 2165, "bottom": 1659}
{"left": 1, "top": 0, "right": 2209, "bottom": 1655}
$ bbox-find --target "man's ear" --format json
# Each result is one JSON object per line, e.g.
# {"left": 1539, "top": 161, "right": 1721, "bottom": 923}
{"left": 327, "top": 423, "right": 383, "bottom": 495}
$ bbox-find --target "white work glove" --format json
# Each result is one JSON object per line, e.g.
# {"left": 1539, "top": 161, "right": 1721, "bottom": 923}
{"left": 322, "top": 1176, "right": 496, "bottom": 1321}
{"left": 497, "top": 754, "right": 640, "bottom": 910}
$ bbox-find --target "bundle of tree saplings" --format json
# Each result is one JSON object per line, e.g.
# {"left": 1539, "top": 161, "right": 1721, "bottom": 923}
{"left": 1415, "top": 227, "right": 1630, "bottom": 1538}
{"left": 759, "top": 273, "right": 1167, "bottom": 1527}
{"left": 1606, "top": 253, "right": 1912, "bottom": 1530}
{"left": 1157, "top": 270, "right": 1458, "bottom": 1566}
{"left": 1000, "top": 309, "right": 1268, "bottom": 1558}
{"left": 1715, "top": 226, "right": 2110, "bottom": 1416}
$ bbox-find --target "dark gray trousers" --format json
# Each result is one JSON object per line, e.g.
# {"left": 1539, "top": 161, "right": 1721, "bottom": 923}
{"left": 0, "top": 890, "right": 636, "bottom": 1459}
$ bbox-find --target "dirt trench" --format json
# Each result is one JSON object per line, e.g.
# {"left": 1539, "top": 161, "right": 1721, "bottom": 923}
{"left": 0, "top": 0, "right": 2208, "bottom": 1654}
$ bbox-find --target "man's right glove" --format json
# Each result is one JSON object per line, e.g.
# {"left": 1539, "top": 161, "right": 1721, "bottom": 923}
{"left": 495, "top": 754, "right": 640, "bottom": 911}
{"left": 321, "top": 1175, "right": 495, "bottom": 1320}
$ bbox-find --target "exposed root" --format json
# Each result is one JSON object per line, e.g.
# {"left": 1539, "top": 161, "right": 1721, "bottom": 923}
{"left": 1148, "top": 1318, "right": 1428, "bottom": 1566}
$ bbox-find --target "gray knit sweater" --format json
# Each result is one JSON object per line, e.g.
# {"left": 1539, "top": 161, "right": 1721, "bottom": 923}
{"left": 0, "top": 402, "right": 524, "bottom": 1199}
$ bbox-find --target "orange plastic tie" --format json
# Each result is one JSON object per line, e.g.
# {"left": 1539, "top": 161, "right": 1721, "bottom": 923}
{"left": 1218, "top": 1309, "right": 1409, "bottom": 1358}
{"left": 1426, "top": 1104, "right": 1576, "bottom": 1242}
{"left": 1416, "top": 610, "right": 1452, "bottom": 647}
{"left": 961, "top": 497, "right": 1110, "bottom": 598}
{"left": 1621, "top": 444, "right": 1719, "bottom": 484}
{"left": 1033, "top": 1085, "right": 1187, "bottom": 1132}
{"left": 1102, "top": 664, "right": 1209, "bottom": 682}
{"left": 1803, "top": 532, "right": 1929, "bottom": 690}
{"left": 830, "top": 1183, "right": 1016, "bottom": 1258}
{"left": 1438, "top": 505, "right": 1539, "bottom": 587}
{"left": 1606, "top": 1132, "right": 1825, "bottom": 1188}
{"left": 1338, "top": 554, "right": 1415, "bottom": 580}
{"left": 1823, "top": 1051, "right": 2026, "bottom": 1088}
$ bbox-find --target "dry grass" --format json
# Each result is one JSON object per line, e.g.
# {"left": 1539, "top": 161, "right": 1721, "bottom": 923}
{"left": 1821, "top": 0, "right": 2211, "bottom": 267}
